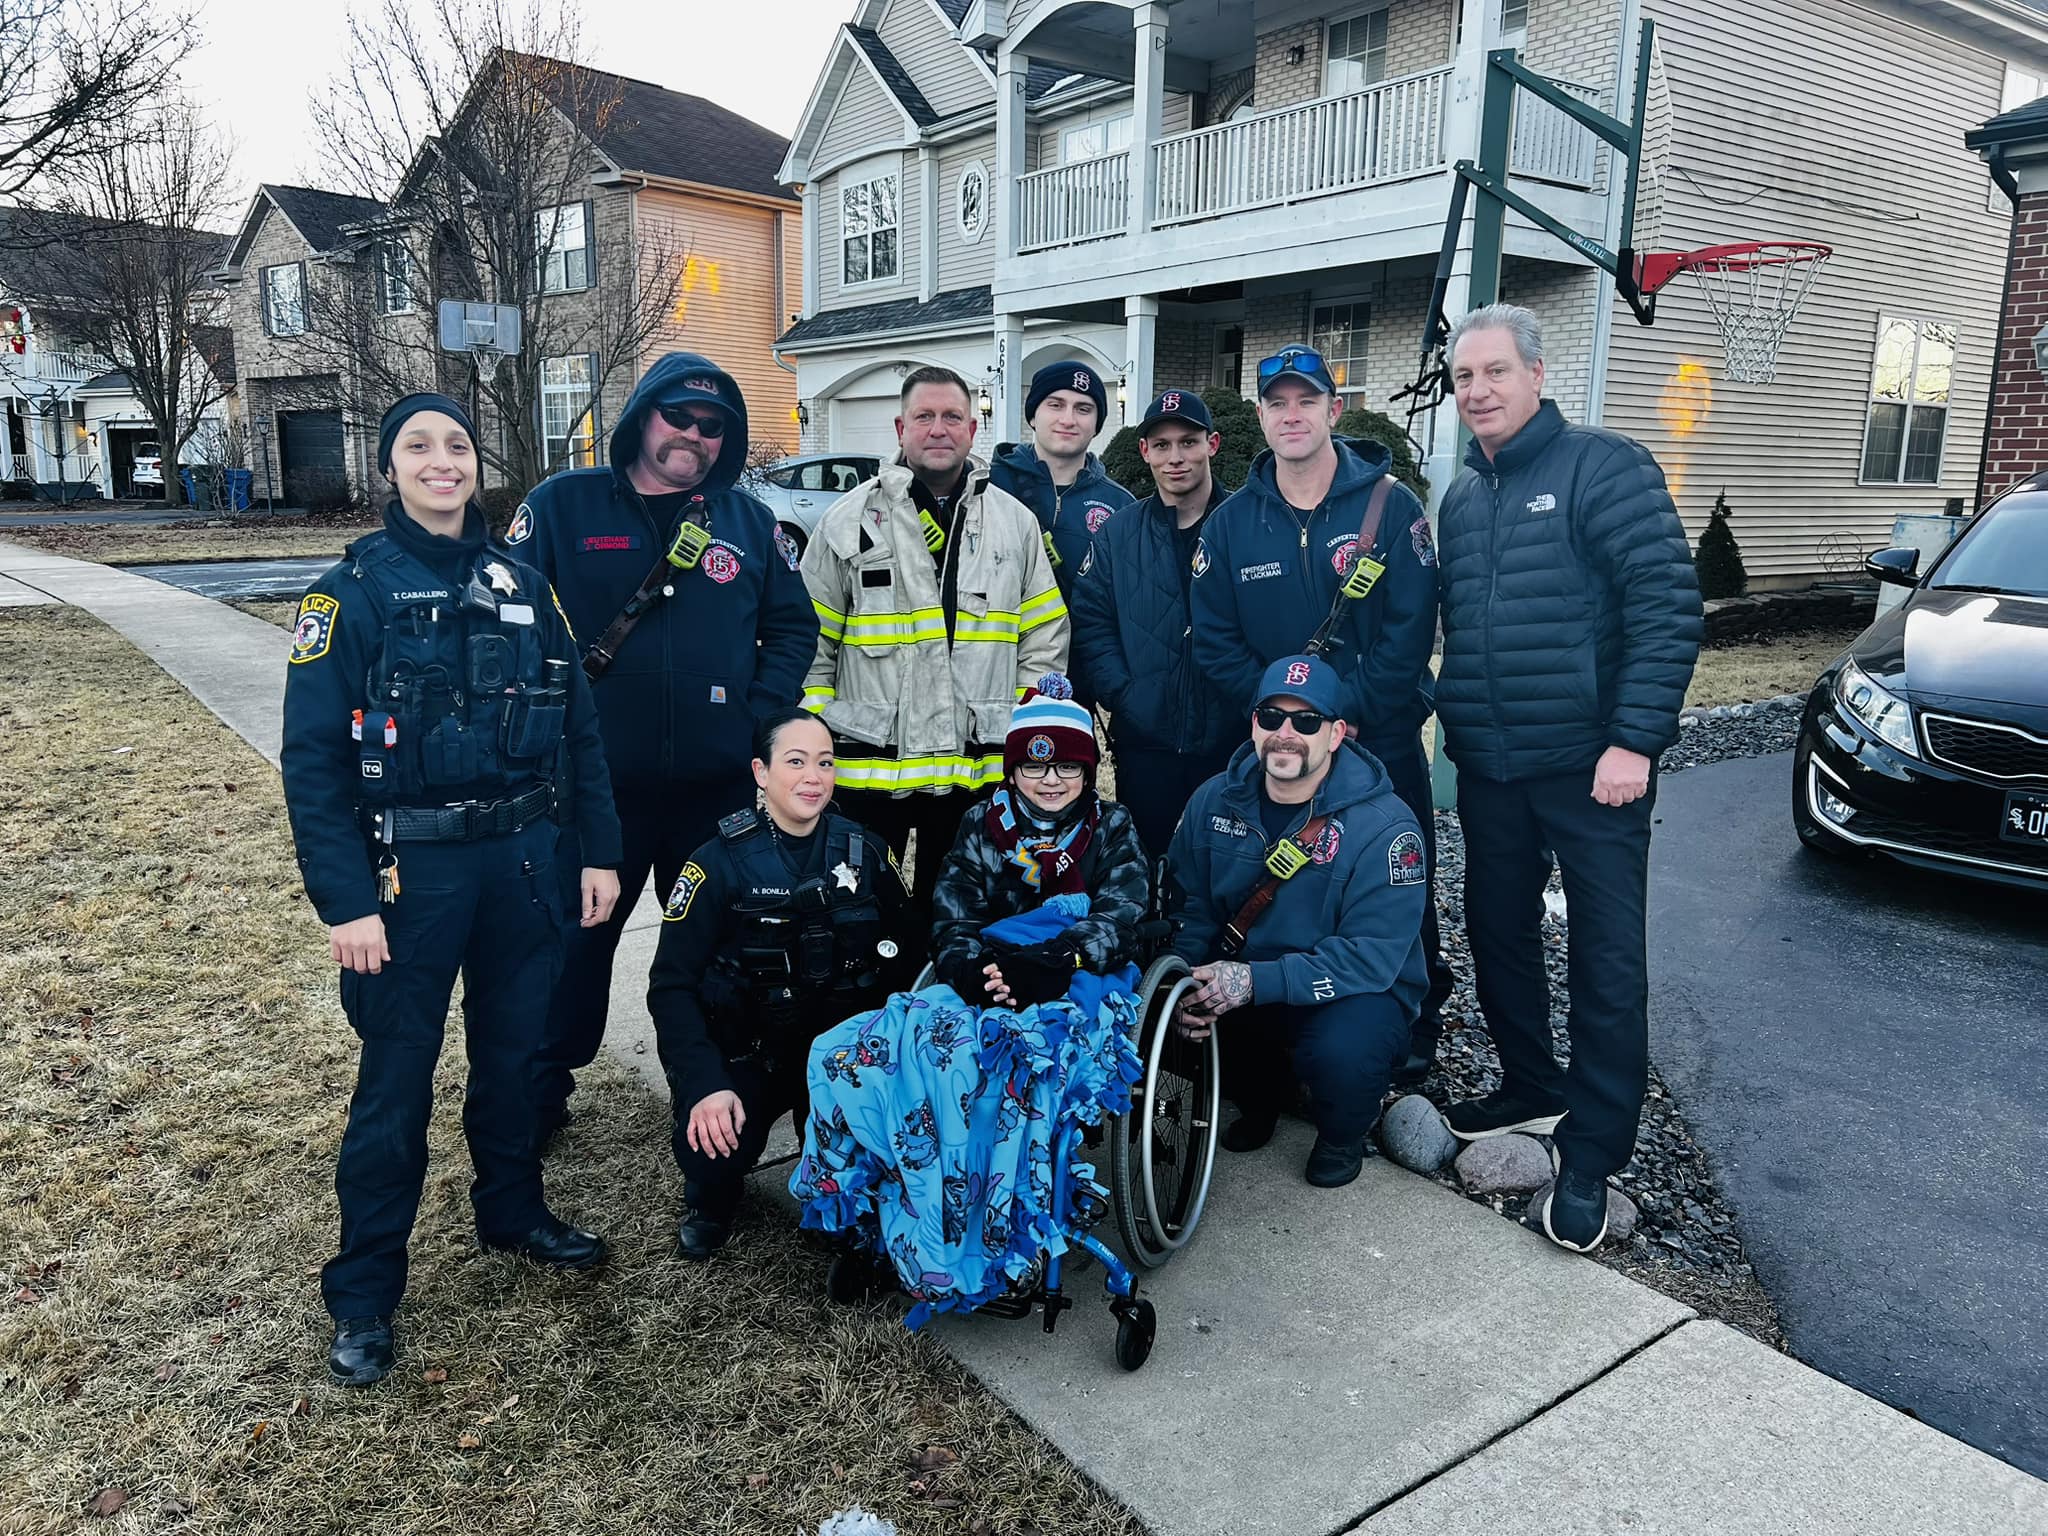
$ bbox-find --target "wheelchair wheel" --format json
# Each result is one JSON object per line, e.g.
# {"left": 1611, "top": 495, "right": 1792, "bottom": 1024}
{"left": 913, "top": 961, "right": 936, "bottom": 990}
{"left": 1112, "top": 1296, "right": 1156, "bottom": 1372}
{"left": 1110, "top": 955, "right": 1221, "bottom": 1269}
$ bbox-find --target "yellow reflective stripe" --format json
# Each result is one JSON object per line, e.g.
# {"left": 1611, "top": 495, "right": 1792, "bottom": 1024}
{"left": 840, "top": 607, "right": 949, "bottom": 647}
{"left": 812, "top": 600, "right": 846, "bottom": 642}
{"left": 801, "top": 687, "right": 835, "bottom": 712}
{"left": 1018, "top": 589, "right": 1068, "bottom": 632}
{"left": 953, "top": 624, "right": 1020, "bottom": 644}
{"left": 832, "top": 751, "right": 1006, "bottom": 792}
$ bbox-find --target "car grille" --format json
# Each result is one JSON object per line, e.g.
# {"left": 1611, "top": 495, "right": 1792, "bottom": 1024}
{"left": 1922, "top": 713, "right": 2048, "bottom": 784}
{"left": 1849, "top": 805, "right": 2048, "bottom": 873}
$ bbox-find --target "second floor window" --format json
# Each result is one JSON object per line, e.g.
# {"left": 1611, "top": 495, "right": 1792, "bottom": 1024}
{"left": 1063, "top": 114, "right": 1133, "bottom": 162}
{"left": 535, "top": 202, "right": 593, "bottom": 294}
{"left": 261, "top": 262, "right": 306, "bottom": 336}
{"left": 1326, "top": 10, "right": 1390, "bottom": 94}
{"left": 375, "top": 241, "right": 418, "bottom": 315}
{"left": 1861, "top": 316, "right": 1955, "bottom": 485}
{"left": 541, "top": 353, "right": 599, "bottom": 468}
{"left": 841, "top": 172, "right": 899, "bottom": 287}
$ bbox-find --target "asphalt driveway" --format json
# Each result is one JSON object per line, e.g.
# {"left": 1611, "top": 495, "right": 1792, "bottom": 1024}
{"left": 127, "top": 557, "right": 334, "bottom": 602}
{"left": 1648, "top": 749, "right": 2048, "bottom": 1477}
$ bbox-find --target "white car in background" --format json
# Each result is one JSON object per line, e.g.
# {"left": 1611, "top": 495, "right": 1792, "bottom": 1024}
{"left": 132, "top": 443, "right": 163, "bottom": 493}
{"left": 743, "top": 453, "right": 880, "bottom": 553}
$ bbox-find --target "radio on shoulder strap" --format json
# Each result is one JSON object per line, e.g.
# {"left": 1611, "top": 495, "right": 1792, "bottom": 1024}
{"left": 1304, "top": 474, "right": 1396, "bottom": 658}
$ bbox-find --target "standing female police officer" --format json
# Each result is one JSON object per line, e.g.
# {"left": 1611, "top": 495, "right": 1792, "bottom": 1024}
{"left": 647, "top": 708, "right": 911, "bottom": 1260}
{"left": 281, "top": 393, "right": 624, "bottom": 1387}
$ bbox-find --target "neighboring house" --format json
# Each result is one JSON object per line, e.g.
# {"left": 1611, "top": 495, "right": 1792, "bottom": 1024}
{"left": 0, "top": 206, "right": 233, "bottom": 499}
{"left": 781, "top": 0, "right": 2048, "bottom": 583}
{"left": 217, "top": 62, "right": 801, "bottom": 508}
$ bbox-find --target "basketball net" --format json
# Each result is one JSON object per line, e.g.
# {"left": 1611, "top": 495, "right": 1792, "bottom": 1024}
{"left": 1674, "top": 242, "right": 1831, "bottom": 384}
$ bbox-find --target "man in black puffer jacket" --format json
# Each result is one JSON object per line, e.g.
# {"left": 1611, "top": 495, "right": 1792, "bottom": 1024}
{"left": 1434, "top": 303, "right": 1702, "bottom": 1257}
{"left": 1070, "top": 388, "right": 1238, "bottom": 856}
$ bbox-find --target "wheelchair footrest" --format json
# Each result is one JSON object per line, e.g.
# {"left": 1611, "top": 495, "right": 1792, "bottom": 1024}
{"left": 977, "top": 1290, "right": 1037, "bottom": 1321}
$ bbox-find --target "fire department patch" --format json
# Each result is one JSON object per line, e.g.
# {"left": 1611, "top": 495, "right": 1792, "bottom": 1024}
{"left": 1085, "top": 504, "right": 1113, "bottom": 533}
{"left": 663, "top": 861, "right": 708, "bottom": 922}
{"left": 290, "top": 592, "right": 339, "bottom": 664}
{"left": 703, "top": 544, "right": 741, "bottom": 584}
{"left": 774, "top": 525, "right": 802, "bottom": 571}
{"left": 1310, "top": 816, "right": 1344, "bottom": 865}
{"left": 1388, "top": 830, "right": 1426, "bottom": 886}
{"left": 1410, "top": 515, "right": 1438, "bottom": 568}
{"left": 1330, "top": 537, "right": 1360, "bottom": 575}
{"left": 505, "top": 502, "right": 533, "bottom": 544}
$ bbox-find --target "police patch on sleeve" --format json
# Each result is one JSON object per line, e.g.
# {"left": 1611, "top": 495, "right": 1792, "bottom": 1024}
{"left": 1191, "top": 537, "right": 1210, "bottom": 578}
{"left": 663, "top": 861, "right": 708, "bottom": 922}
{"left": 1388, "top": 830, "right": 1426, "bottom": 886}
{"left": 506, "top": 502, "right": 533, "bottom": 544}
{"left": 290, "top": 592, "right": 339, "bottom": 664}
{"left": 1410, "top": 515, "right": 1437, "bottom": 568}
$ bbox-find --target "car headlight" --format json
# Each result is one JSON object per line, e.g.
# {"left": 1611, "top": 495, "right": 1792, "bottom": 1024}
{"left": 1835, "top": 660, "right": 1918, "bottom": 757}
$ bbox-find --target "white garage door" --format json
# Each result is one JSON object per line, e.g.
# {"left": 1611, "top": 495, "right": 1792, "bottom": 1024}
{"left": 831, "top": 395, "right": 902, "bottom": 457}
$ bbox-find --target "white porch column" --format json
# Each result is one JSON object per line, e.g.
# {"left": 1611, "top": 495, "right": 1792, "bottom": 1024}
{"left": 918, "top": 146, "right": 940, "bottom": 303}
{"left": 994, "top": 48, "right": 1029, "bottom": 258}
{"left": 992, "top": 311, "right": 1025, "bottom": 444}
{"left": 1123, "top": 294, "right": 1158, "bottom": 429}
{"left": 800, "top": 183, "right": 820, "bottom": 318}
{"left": 1425, "top": 0, "right": 1494, "bottom": 507}
{"left": 1129, "top": 3, "right": 1168, "bottom": 242}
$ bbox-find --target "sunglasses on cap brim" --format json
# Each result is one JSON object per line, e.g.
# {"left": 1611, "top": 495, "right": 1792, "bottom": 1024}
{"left": 1256, "top": 348, "right": 1330, "bottom": 384}
{"left": 655, "top": 403, "right": 728, "bottom": 438}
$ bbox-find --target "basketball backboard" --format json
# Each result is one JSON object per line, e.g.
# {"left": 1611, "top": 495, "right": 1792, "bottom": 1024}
{"left": 437, "top": 300, "right": 522, "bottom": 359}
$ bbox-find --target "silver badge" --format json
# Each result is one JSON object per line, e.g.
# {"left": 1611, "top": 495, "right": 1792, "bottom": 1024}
{"left": 484, "top": 561, "right": 518, "bottom": 596}
{"left": 832, "top": 861, "right": 859, "bottom": 893}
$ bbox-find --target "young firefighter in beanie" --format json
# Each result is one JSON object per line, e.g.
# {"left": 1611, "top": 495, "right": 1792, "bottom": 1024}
{"left": 928, "top": 675, "right": 1149, "bottom": 1004}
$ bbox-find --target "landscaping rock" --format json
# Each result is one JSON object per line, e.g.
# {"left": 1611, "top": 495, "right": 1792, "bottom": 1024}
{"left": 1454, "top": 1134, "right": 1554, "bottom": 1196}
{"left": 1530, "top": 1180, "right": 1641, "bottom": 1244}
{"left": 1377, "top": 1094, "right": 1457, "bottom": 1173}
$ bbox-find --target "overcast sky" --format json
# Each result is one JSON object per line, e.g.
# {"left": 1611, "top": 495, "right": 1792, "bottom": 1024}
{"left": 184, "top": 0, "right": 852, "bottom": 210}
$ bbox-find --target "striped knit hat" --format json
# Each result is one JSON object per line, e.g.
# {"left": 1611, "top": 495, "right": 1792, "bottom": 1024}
{"left": 1005, "top": 674, "right": 1098, "bottom": 778}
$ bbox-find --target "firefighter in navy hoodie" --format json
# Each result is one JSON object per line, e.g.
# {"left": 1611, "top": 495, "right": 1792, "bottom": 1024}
{"left": 990, "top": 359, "right": 1134, "bottom": 605}
{"left": 1168, "top": 654, "right": 1428, "bottom": 1190}
{"left": 1188, "top": 345, "right": 1453, "bottom": 1087}
{"left": 511, "top": 352, "right": 819, "bottom": 1136}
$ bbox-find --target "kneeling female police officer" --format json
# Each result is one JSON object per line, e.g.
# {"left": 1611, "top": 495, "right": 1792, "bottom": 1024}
{"left": 280, "top": 393, "right": 624, "bottom": 1388}
{"left": 647, "top": 709, "right": 912, "bottom": 1260}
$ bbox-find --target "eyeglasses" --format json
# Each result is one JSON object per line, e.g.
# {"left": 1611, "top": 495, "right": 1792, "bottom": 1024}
{"left": 1254, "top": 705, "right": 1329, "bottom": 735}
{"left": 1256, "top": 347, "right": 1328, "bottom": 382}
{"left": 1015, "top": 761, "right": 1086, "bottom": 781}
{"left": 655, "top": 403, "right": 728, "bottom": 439}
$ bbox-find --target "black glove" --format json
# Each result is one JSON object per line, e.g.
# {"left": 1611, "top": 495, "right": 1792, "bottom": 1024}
{"left": 934, "top": 948, "right": 991, "bottom": 1001}
{"left": 988, "top": 937, "right": 1080, "bottom": 1009}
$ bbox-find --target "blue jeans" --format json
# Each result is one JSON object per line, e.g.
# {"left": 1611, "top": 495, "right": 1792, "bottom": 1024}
{"left": 1222, "top": 989, "right": 1414, "bottom": 1146}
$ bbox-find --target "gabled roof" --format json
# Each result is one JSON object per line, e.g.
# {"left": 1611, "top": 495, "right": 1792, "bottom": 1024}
{"left": 777, "top": 284, "right": 991, "bottom": 348}
{"left": 0, "top": 205, "right": 229, "bottom": 309}
{"left": 846, "top": 27, "right": 938, "bottom": 127}
{"left": 1966, "top": 92, "right": 2048, "bottom": 150}
{"left": 263, "top": 184, "right": 388, "bottom": 253}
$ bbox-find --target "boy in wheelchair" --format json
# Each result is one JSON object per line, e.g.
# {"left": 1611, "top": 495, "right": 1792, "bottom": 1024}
{"left": 791, "top": 677, "right": 1157, "bottom": 1333}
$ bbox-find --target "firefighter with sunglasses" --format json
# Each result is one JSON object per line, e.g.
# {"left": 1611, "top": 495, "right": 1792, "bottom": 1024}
{"left": 512, "top": 352, "right": 819, "bottom": 1140}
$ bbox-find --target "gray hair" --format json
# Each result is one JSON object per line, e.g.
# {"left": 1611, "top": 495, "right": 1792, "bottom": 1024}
{"left": 1448, "top": 303, "right": 1544, "bottom": 367}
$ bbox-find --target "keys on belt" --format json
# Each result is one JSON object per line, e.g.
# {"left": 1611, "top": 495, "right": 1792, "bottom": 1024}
{"left": 358, "top": 783, "right": 556, "bottom": 843}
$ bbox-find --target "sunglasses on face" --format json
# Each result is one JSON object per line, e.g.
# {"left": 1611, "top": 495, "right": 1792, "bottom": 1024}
{"left": 1256, "top": 347, "right": 1328, "bottom": 381}
{"left": 1254, "top": 705, "right": 1329, "bottom": 734}
{"left": 1016, "top": 761, "right": 1086, "bottom": 781}
{"left": 655, "top": 403, "right": 728, "bottom": 438}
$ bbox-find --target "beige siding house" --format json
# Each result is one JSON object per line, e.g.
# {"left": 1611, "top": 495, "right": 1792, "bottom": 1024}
{"left": 782, "top": 0, "right": 2048, "bottom": 584}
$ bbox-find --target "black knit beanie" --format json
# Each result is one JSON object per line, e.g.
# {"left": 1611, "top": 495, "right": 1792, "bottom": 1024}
{"left": 378, "top": 392, "right": 479, "bottom": 476}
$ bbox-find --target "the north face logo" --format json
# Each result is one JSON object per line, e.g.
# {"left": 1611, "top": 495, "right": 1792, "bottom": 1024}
{"left": 1285, "top": 660, "right": 1312, "bottom": 688}
{"left": 1527, "top": 492, "right": 1557, "bottom": 514}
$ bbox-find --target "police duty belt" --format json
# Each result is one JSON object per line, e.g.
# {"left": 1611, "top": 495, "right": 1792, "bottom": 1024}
{"left": 1221, "top": 812, "right": 1331, "bottom": 957}
{"left": 581, "top": 509, "right": 715, "bottom": 682}
{"left": 1303, "top": 474, "right": 1396, "bottom": 659}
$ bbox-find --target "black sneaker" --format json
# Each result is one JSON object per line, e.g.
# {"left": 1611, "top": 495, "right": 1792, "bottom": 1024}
{"left": 1540, "top": 1167, "right": 1610, "bottom": 1253}
{"left": 1441, "top": 1091, "right": 1566, "bottom": 1142}
{"left": 675, "top": 1210, "right": 732, "bottom": 1262}
{"left": 1221, "top": 1111, "right": 1278, "bottom": 1153}
{"left": 1303, "top": 1136, "right": 1365, "bottom": 1188}
{"left": 328, "top": 1316, "right": 394, "bottom": 1387}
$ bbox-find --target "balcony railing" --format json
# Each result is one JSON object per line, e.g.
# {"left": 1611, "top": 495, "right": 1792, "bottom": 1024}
{"left": 1017, "top": 149, "right": 1131, "bottom": 253}
{"left": 1, "top": 346, "right": 108, "bottom": 385}
{"left": 1152, "top": 67, "right": 1453, "bottom": 229}
{"left": 1509, "top": 78, "right": 1604, "bottom": 189}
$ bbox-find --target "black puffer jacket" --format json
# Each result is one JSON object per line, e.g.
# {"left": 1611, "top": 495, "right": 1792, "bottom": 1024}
{"left": 1436, "top": 401, "right": 1703, "bottom": 782}
{"left": 1068, "top": 482, "right": 1238, "bottom": 757}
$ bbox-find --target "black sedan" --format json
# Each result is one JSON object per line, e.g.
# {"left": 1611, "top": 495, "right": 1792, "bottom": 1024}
{"left": 1794, "top": 484, "right": 2048, "bottom": 890}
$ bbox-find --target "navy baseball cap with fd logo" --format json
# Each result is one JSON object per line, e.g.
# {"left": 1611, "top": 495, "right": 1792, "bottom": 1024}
{"left": 1254, "top": 653, "right": 1344, "bottom": 717}
{"left": 1138, "top": 388, "right": 1215, "bottom": 437}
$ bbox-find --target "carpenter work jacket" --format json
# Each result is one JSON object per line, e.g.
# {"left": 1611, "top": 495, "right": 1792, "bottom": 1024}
{"left": 800, "top": 460, "right": 1069, "bottom": 796}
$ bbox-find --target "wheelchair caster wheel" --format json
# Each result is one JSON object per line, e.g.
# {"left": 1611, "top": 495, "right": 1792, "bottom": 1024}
{"left": 1112, "top": 1297, "right": 1156, "bottom": 1372}
{"left": 827, "top": 1250, "right": 878, "bottom": 1305}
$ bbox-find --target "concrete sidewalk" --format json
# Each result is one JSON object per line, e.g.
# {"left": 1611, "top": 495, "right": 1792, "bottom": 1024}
{"left": 10, "top": 536, "right": 2045, "bottom": 1536}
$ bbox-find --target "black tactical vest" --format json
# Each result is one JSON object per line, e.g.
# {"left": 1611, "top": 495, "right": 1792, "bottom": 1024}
{"left": 346, "top": 534, "right": 569, "bottom": 802}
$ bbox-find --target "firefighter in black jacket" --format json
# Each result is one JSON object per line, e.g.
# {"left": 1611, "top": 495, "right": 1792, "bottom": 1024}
{"left": 280, "top": 394, "right": 623, "bottom": 1389}
{"left": 511, "top": 352, "right": 820, "bottom": 1137}
{"left": 646, "top": 709, "right": 913, "bottom": 1260}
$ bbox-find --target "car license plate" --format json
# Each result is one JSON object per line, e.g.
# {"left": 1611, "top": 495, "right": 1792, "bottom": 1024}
{"left": 2000, "top": 791, "right": 2048, "bottom": 845}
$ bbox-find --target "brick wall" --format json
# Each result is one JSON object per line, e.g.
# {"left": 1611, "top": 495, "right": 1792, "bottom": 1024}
{"left": 1253, "top": 21, "right": 1324, "bottom": 110}
{"left": 1241, "top": 291, "right": 1312, "bottom": 394}
{"left": 1501, "top": 257, "right": 1599, "bottom": 423}
{"left": 1522, "top": 0, "right": 1624, "bottom": 193}
{"left": 1155, "top": 316, "right": 1214, "bottom": 393}
{"left": 1385, "top": 0, "right": 1455, "bottom": 78}
{"left": 1980, "top": 190, "right": 2048, "bottom": 503}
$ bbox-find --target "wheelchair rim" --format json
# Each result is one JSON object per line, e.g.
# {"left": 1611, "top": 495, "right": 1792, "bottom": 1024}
{"left": 1138, "top": 974, "right": 1217, "bottom": 1254}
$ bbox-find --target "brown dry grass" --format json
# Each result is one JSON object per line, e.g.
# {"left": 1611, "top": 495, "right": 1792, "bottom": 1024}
{"left": 1685, "top": 626, "right": 1862, "bottom": 710}
{"left": 225, "top": 600, "right": 299, "bottom": 630}
{"left": 0, "top": 523, "right": 367, "bottom": 566}
{"left": 0, "top": 607, "right": 1139, "bottom": 1536}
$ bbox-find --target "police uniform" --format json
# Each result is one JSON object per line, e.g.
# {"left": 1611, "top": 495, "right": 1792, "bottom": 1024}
{"left": 281, "top": 498, "right": 623, "bottom": 1328}
{"left": 646, "top": 806, "right": 911, "bottom": 1233}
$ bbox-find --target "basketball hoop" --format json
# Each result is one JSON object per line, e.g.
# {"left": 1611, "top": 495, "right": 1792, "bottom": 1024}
{"left": 1635, "top": 242, "right": 1832, "bottom": 384}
